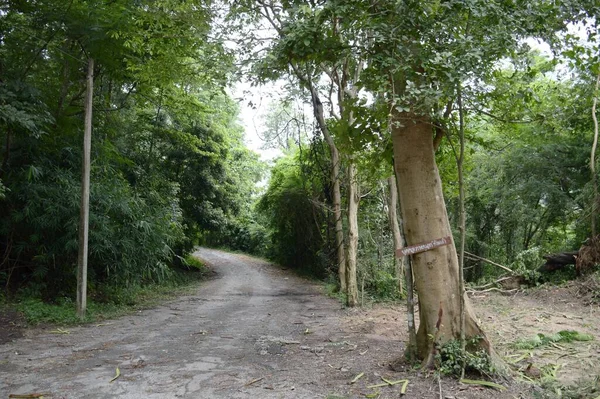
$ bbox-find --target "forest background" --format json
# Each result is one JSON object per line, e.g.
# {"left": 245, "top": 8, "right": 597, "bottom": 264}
{"left": 1, "top": 0, "right": 599, "bottom": 340}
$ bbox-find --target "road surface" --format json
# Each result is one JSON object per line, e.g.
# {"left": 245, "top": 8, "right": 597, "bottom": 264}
{"left": 1, "top": 249, "right": 377, "bottom": 398}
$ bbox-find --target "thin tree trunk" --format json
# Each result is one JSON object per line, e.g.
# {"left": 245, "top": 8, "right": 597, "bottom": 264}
{"left": 307, "top": 83, "right": 347, "bottom": 293}
{"left": 591, "top": 72, "right": 600, "bottom": 237}
{"left": 391, "top": 109, "right": 490, "bottom": 361}
{"left": 77, "top": 58, "right": 94, "bottom": 319}
{"left": 339, "top": 62, "right": 362, "bottom": 301}
{"left": 457, "top": 85, "right": 467, "bottom": 378}
{"left": 387, "top": 176, "right": 405, "bottom": 296}
{"left": 388, "top": 174, "right": 417, "bottom": 359}
{"left": 346, "top": 161, "right": 359, "bottom": 307}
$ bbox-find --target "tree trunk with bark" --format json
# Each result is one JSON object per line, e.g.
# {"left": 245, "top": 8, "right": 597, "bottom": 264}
{"left": 306, "top": 83, "right": 347, "bottom": 293}
{"left": 387, "top": 176, "right": 406, "bottom": 296}
{"left": 391, "top": 110, "right": 490, "bottom": 360}
{"left": 346, "top": 161, "right": 359, "bottom": 307}
{"left": 387, "top": 174, "right": 417, "bottom": 359}
{"left": 77, "top": 58, "right": 94, "bottom": 319}
{"left": 591, "top": 72, "right": 600, "bottom": 237}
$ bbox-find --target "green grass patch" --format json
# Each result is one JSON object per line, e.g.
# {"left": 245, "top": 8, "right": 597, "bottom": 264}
{"left": 183, "top": 253, "right": 207, "bottom": 271}
{"left": 513, "top": 330, "right": 594, "bottom": 350}
{"left": 13, "top": 267, "right": 208, "bottom": 326}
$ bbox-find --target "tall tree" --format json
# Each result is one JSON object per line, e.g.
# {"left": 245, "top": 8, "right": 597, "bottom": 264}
{"left": 230, "top": 1, "right": 361, "bottom": 297}
{"left": 328, "top": 0, "right": 590, "bottom": 361}
{"left": 592, "top": 72, "right": 600, "bottom": 236}
{"left": 76, "top": 58, "right": 94, "bottom": 319}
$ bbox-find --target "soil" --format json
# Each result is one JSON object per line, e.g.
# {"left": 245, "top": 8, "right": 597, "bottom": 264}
{"left": 0, "top": 308, "right": 26, "bottom": 345}
{"left": 1, "top": 248, "right": 599, "bottom": 398}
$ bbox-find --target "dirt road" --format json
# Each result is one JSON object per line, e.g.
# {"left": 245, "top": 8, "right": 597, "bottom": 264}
{"left": 6, "top": 248, "right": 594, "bottom": 398}
{"left": 2, "top": 248, "right": 390, "bottom": 398}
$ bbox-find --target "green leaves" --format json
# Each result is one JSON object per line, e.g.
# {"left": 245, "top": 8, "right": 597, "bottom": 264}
{"left": 0, "top": 0, "right": 260, "bottom": 300}
{"left": 0, "top": 82, "right": 53, "bottom": 138}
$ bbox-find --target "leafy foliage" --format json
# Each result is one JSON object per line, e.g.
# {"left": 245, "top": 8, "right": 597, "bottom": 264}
{"left": 258, "top": 141, "right": 333, "bottom": 276}
{"left": 0, "top": 0, "right": 262, "bottom": 302}
{"left": 436, "top": 337, "right": 496, "bottom": 377}
{"left": 513, "top": 330, "right": 594, "bottom": 350}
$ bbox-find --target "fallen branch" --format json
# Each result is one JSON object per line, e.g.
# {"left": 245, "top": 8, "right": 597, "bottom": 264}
{"left": 470, "top": 276, "right": 514, "bottom": 290}
{"left": 367, "top": 378, "right": 409, "bottom": 389}
{"left": 460, "top": 378, "right": 507, "bottom": 391}
{"left": 399, "top": 379, "right": 409, "bottom": 395}
{"left": 109, "top": 367, "right": 120, "bottom": 383}
{"left": 49, "top": 328, "right": 70, "bottom": 334}
{"left": 465, "top": 252, "right": 514, "bottom": 275}
{"left": 467, "top": 287, "right": 518, "bottom": 295}
{"left": 350, "top": 372, "right": 364, "bottom": 384}
{"left": 507, "top": 351, "right": 531, "bottom": 364}
{"left": 244, "top": 377, "right": 265, "bottom": 387}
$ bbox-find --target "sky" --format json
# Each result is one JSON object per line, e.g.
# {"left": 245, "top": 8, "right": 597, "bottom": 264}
{"left": 234, "top": 80, "right": 284, "bottom": 162}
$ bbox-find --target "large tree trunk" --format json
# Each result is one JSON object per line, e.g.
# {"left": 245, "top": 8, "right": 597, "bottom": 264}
{"left": 391, "top": 110, "right": 489, "bottom": 360}
{"left": 346, "top": 161, "right": 359, "bottom": 307}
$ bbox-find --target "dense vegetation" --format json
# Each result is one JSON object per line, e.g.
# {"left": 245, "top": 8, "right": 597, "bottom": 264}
{"left": 235, "top": 2, "right": 600, "bottom": 303}
{"left": 254, "top": 54, "right": 600, "bottom": 297}
{"left": 0, "top": 1, "right": 263, "bottom": 304}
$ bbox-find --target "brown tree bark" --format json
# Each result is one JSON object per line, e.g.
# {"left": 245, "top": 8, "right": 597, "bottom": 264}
{"left": 387, "top": 174, "right": 417, "bottom": 359}
{"left": 346, "top": 161, "right": 359, "bottom": 307}
{"left": 387, "top": 175, "right": 405, "bottom": 296}
{"left": 306, "top": 82, "right": 347, "bottom": 293}
{"left": 77, "top": 58, "right": 94, "bottom": 319}
{"left": 391, "top": 110, "right": 489, "bottom": 361}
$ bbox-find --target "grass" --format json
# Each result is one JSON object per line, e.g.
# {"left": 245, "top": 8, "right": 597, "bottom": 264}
{"left": 513, "top": 330, "right": 594, "bottom": 350}
{"left": 535, "top": 375, "right": 600, "bottom": 399}
{"left": 9, "top": 255, "right": 210, "bottom": 326}
{"left": 324, "top": 281, "right": 346, "bottom": 301}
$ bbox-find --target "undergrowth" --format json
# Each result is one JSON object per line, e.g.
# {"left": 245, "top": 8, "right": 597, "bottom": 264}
{"left": 535, "top": 375, "right": 600, "bottom": 399}
{"left": 324, "top": 279, "right": 347, "bottom": 303}
{"left": 11, "top": 256, "right": 209, "bottom": 326}
{"left": 436, "top": 337, "right": 496, "bottom": 377}
{"left": 513, "top": 330, "right": 594, "bottom": 350}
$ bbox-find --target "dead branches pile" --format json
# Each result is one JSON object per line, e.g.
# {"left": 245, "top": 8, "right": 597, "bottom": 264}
{"left": 576, "top": 235, "right": 600, "bottom": 275}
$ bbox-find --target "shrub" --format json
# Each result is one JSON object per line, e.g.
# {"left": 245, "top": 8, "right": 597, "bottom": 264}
{"left": 436, "top": 337, "right": 496, "bottom": 377}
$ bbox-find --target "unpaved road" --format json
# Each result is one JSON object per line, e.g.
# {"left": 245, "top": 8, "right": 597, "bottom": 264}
{"left": 2, "top": 248, "right": 568, "bottom": 398}
{"left": 2, "top": 248, "right": 376, "bottom": 398}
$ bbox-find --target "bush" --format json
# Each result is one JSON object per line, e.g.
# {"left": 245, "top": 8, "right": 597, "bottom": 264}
{"left": 511, "top": 247, "right": 543, "bottom": 285}
{"left": 2, "top": 162, "right": 185, "bottom": 298}
{"left": 436, "top": 337, "right": 496, "bottom": 377}
{"left": 368, "top": 270, "right": 402, "bottom": 301}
